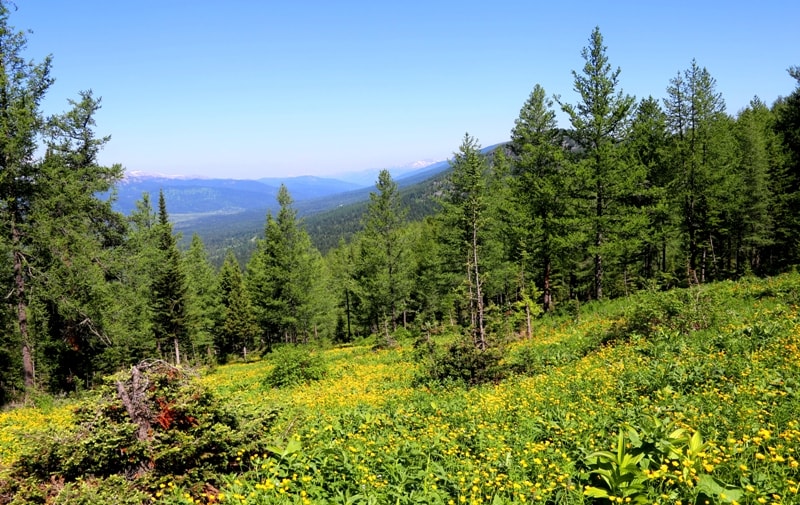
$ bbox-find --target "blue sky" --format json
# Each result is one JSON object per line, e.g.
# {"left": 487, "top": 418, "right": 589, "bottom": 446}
{"left": 13, "top": 1, "right": 800, "bottom": 179}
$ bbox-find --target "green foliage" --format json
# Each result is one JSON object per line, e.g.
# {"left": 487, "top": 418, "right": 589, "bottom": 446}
{"left": 217, "top": 250, "right": 258, "bottom": 361}
{"left": 355, "top": 169, "right": 415, "bottom": 333}
{"left": 49, "top": 476, "right": 149, "bottom": 505}
{"left": 415, "top": 336, "right": 506, "bottom": 387}
{"left": 583, "top": 430, "right": 649, "bottom": 503}
{"left": 246, "top": 185, "right": 325, "bottom": 347}
{"left": 263, "top": 346, "right": 328, "bottom": 388}
{"left": 150, "top": 191, "right": 190, "bottom": 364}
{"left": 606, "top": 286, "right": 720, "bottom": 342}
{"left": 4, "top": 361, "right": 278, "bottom": 501}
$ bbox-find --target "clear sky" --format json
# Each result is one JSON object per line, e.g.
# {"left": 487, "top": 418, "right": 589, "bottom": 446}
{"left": 11, "top": 0, "right": 800, "bottom": 179}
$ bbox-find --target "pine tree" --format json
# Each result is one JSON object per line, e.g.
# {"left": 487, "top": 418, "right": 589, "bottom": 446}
{"left": 182, "top": 234, "right": 221, "bottom": 361}
{"left": 558, "top": 26, "right": 638, "bottom": 300}
{"left": 510, "top": 84, "right": 575, "bottom": 311}
{"left": 445, "top": 134, "right": 489, "bottom": 349}
{"left": 247, "top": 185, "right": 319, "bottom": 347}
{"left": 357, "top": 170, "right": 413, "bottom": 336}
{"left": 150, "top": 191, "right": 189, "bottom": 364}
{"left": 218, "top": 250, "right": 257, "bottom": 361}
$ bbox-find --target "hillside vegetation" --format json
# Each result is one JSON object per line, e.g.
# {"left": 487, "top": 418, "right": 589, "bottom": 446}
{"left": 2, "top": 8, "right": 800, "bottom": 505}
{"left": 2, "top": 273, "right": 799, "bottom": 504}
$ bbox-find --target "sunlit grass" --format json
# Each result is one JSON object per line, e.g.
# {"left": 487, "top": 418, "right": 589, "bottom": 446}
{"left": 3, "top": 273, "right": 800, "bottom": 503}
{"left": 0, "top": 402, "right": 74, "bottom": 465}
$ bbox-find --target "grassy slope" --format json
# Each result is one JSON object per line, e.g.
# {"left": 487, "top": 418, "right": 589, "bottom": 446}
{"left": 2, "top": 274, "right": 800, "bottom": 504}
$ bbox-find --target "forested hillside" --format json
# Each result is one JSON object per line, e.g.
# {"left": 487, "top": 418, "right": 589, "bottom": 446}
{"left": 0, "top": 2, "right": 799, "bottom": 405}
{"left": 176, "top": 158, "right": 455, "bottom": 265}
{"left": 2, "top": 3, "right": 800, "bottom": 502}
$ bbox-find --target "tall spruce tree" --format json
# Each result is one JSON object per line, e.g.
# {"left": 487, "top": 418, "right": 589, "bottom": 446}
{"left": 247, "top": 185, "right": 319, "bottom": 346}
{"left": 510, "top": 84, "right": 574, "bottom": 311}
{"left": 445, "top": 134, "right": 489, "bottom": 350}
{"left": 558, "top": 26, "right": 638, "bottom": 300}
{"left": 218, "top": 250, "right": 257, "bottom": 360}
{"left": 664, "top": 60, "right": 731, "bottom": 283}
{"left": 150, "top": 190, "right": 189, "bottom": 364}
{"left": 357, "top": 169, "right": 412, "bottom": 335}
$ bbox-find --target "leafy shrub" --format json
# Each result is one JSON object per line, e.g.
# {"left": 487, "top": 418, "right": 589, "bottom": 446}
{"left": 605, "top": 287, "right": 720, "bottom": 345}
{"left": 508, "top": 340, "right": 583, "bottom": 375}
{"left": 263, "top": 345, "right": 327, "bottom": 388}
{"left": 6, "top": 360, "right": 279, "bottom": 501}
{"left": 415, "top": 337, "right": 506, "bottom": 386}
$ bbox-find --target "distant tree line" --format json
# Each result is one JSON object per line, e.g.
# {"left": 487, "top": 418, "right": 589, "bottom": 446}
{"left": 1, "top": 13, "right": 799, "bottom": 403}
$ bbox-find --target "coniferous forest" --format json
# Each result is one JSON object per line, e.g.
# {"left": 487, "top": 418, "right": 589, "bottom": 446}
{"left": 3, "top": 4, "right": 800, "bottom": 505}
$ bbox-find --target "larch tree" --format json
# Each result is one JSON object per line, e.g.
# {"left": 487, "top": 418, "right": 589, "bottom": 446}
{"left": 626, "top": 96, "right": 673, "bottom": 280}
{"left": 771, "top": 66, "right": 800, "bottom": 270}
{"left": 664, "top": 60, "right": 731, "bottom": 283}
{"left": 558, "top": 26, "right": 637, "bottom": 300}
{"left": 731, "top": 98, "right": 776, "bottom": 274}
{"left": 0, "top": 5, "right": 124, "bottom": 394}
{"left": 182, "top": 234, "right": 221, "bottom": 361}
{"left": 0, "top": 4, "right": 54, "bottom": 391}
{"left": 30, "top": 91, "right": 127, "bottom": 390}
{"left": 327, "top": 238, "right": 359, "bottom": 342}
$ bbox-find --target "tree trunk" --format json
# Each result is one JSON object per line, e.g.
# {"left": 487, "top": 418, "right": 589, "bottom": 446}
{"left": 13, "top": 221, "right": 35, "bottom": 391}
{"left": 345, "top": 289, "right": 352, "bottom": 341}
{"left": 466, "top": 252, "right": 476, "bottom": 332}
{"left": 525, "top": 304, "right": 532, "bottom": 340}
{"left": 173, "top": 337, "right": 181, "bottom": 366}
{"left": 542, "top": 257, "right": 553, "bottom": 313}
{"left": 472, "top": 220, "right": 486, "bottom": 351}
{"left": 595, "top": 179, "right": 604, "bottom": 300}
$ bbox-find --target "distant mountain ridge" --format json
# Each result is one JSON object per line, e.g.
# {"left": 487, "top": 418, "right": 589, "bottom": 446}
{"left": 113, "top": 174, "right": 362, "bottom": 217}
{"left": 333, "top": 159, "right": 445, "bottom": 187}
{"left": 111, "top": 147, "right": 502, "bottom": 264}
{"left": 112, "top": 158, "right": 452, "bottom": 217}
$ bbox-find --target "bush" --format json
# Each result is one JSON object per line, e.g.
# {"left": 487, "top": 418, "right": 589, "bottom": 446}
{"left": 6, "top": 360, "right": 279, "bottom": 501}
{"left": 416, "top": 337, "right": 506, "bottom": 387}
{"left": 263, "top": 345, "right": 327, "bottom": 388}
{"left": 604, "top": 286, "right": 720, "bottom": 345}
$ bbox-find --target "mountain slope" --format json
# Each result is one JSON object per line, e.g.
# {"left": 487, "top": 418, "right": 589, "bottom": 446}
{"left": 167, "top": 145, "right": 506, "bottom": 263}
